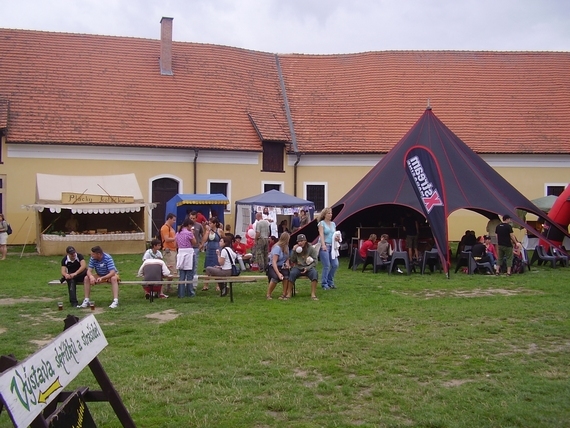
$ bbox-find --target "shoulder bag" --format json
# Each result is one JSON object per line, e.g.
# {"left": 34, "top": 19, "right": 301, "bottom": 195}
{"left": 224, "top": 248, "right": 241, "bottom": 276}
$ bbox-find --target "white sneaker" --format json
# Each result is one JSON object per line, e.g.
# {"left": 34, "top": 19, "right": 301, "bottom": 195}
{"left": 77, "top": 299, "right": 90, "bottom": 308}
{"left": 109, "top": 300, "right": 119, "bottom": 309}
{"left": 397, "top": 268, "right": 403, "bottom": 274}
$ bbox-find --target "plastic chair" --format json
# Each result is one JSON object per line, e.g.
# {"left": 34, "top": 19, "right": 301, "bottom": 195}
{"left": 421, "top": 249, "right": 442, "bottom": 274}
{"left": 389, "top": 251, "right": 413, "bottom": 275}
{"left": 467, "top": 253, "right": 494, "bottom": 275}
{"left": 370, "top": 250, "right": 391, "bottom": 273}
{"left": 454, "top": 250, "right": 471, "bottom": 273}
{"left": 550, "top": 247, "right": 568, "bottom": 267}
{"left": 532, "top": 245, "right": 557, "bottom": 268}
{"left": 349, "top": 250, "right": 365, "bottom": 271}
{"left": 361, "top": 250, "right": 376, "bottom": 272}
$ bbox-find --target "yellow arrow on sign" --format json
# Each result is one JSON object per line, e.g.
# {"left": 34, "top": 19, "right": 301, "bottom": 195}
{"left": 38, "top": 377, "right": 63, "bottom": 404}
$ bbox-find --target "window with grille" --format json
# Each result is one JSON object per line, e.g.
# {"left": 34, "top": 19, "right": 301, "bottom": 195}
{"left": 209, "top": 181, "right": 230, "bottom": 212}
{"left": 262, "top": 142, "right": 284, "bottom": 172}
{"left": 546, "top": 185, "right": 566, "bottom": 196}
{"left": 306, "top": 184, "right": 326, "bottom": 212}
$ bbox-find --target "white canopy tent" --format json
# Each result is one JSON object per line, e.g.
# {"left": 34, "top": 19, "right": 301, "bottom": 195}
{"left": 23, "top": 174, "right": 156, "bottom": 255}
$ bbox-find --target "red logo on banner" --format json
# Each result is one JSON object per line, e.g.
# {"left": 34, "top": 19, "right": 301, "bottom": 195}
{"left": 422, "top": 190, "right": 443, "bottom": 213}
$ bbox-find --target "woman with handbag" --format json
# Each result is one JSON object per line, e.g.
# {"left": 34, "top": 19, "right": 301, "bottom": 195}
{"left": 266, "top": 232, "right": 291, "bottom": 300}
{"left": 0, "top": 213, "right": 8, "bottom": 260}
{"left": 205, "top": 236, "right": 238, "bottom": 297}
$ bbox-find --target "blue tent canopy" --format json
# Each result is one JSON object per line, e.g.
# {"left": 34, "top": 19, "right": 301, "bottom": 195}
{"left": 165, "top": 193, "right": 229, "bottom": 229}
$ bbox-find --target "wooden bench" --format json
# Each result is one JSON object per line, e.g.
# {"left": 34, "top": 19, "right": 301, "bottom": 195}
{"left": 49, "top": 275, "right": 267, "bottom": 303}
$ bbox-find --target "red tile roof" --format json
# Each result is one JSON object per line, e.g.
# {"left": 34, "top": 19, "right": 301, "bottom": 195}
{"left": 279, "top": 51, "right": 570, "bottom": 154}
{"left": 1, "top": 28, "right": 569, "bottom": 154}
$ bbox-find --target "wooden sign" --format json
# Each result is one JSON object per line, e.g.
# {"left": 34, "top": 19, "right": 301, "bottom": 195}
{"left": 0, "top": 315, "right": 107, "bottom": 428}
{"left": 61, "top": 193, "right": 135, "bottom": 204}
{"left": 46, "top": 390, "right": 97, "bottom": 428}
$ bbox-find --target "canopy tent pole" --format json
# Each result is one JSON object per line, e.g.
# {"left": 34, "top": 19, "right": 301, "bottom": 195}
{"left": 40, "top": 214, "right": 62, "bottom": 234}
{"left": 128, "top": 216, "right": 144, "bottom": 233}
{"left": 20, "top": 214, "right": 33, "bottom": 258}
{"left": 147, "top": 207, "right": 160, "bottom": 239}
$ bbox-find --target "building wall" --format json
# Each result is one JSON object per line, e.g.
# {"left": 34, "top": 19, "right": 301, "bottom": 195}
{"left": 3, "top": 144, "right": 569, "bottom": 247}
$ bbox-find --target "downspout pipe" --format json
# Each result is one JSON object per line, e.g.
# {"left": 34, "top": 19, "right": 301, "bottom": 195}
{"left": 294, "top": 153, "right": 301, "bottom": 198}
{"left": 275, "top": 54, "right": 300, "bottom": 196}
{"left": 193, "top": 149, "right": 199, "bottom": 194}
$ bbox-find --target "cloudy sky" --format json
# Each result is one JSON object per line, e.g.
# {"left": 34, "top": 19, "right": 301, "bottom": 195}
{"left": 2, "top": 0, "right": 569, "bottom": 54}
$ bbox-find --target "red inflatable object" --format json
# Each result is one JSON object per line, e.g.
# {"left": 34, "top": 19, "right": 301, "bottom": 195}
{"left": 543, "top": 186, "right": 570, "bottom": 248}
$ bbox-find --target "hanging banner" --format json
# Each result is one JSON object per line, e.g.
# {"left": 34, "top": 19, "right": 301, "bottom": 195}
{"left": 405, "top": 146, "right": 449, "bottom": 275}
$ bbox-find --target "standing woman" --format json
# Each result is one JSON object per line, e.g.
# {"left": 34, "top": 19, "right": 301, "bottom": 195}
{"left": 266, "top": 232, "right": 291, "bottom": 300}
{"left": 175, "top": 218, "right": 197, "bottom": 297}
{"left": 317, "top": 207, "right": 340, "bottom": 289}
{"left": 0, "top": 214, "right": 8, "bottom": 260}
{"left": 201, "top": 217, "right": 224, "bottom": 291}
{"left": 205, "top": 236, "right": 238, "bottom": 297}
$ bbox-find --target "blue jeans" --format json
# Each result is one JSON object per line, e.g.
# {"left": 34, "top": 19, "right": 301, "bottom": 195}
{"left": 319, "top": 244, "right": 339, "bottom": 288}
{"left": 179, "top": 269, "right": 195, "bottom": 297}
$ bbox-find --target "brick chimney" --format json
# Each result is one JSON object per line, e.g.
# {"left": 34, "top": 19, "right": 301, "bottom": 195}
{"left": 160, "top": 17, "right": 173, "bottom": 76}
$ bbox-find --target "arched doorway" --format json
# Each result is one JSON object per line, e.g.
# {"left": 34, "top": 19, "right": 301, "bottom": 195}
{"left": 151, "top": 177, "right": 179, "bottom": 238}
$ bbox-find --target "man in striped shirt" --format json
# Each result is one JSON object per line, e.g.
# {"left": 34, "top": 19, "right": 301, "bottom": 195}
{"left": 78, "top": 245, "right": 120, "bottom": 309}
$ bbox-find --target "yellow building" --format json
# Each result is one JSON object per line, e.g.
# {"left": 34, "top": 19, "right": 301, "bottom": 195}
{"left": 1, "top": 18, "right": 569, "bottom": 251}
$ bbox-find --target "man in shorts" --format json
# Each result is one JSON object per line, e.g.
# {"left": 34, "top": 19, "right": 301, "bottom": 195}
{"left": 495, "top": 214, "right": 518, "bottom": 276}
{"left": 78, "top": 245, "right": 120, "bottom": 309}
{"left": 289, "top": 234, "right": 319, "bottom": 300}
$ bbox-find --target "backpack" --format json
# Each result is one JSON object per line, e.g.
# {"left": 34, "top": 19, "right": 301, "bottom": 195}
{"left": 5, "top": 223, "right": 11, "bottom": 235}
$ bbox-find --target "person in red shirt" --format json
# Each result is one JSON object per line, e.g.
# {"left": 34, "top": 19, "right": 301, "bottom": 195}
{"left": 232, "top": 235, "right": 253, "bottom": 269}
{"left": 195, "top": 211, "right": 208, "bottom": 225}
{"left": 359, "top": 234, "right": 378, "bottom": 259}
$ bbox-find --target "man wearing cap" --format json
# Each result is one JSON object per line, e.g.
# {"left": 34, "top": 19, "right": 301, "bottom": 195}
{"left": 289, "top": 234, "right": 319, "bottom": 300}
{"left": 495, "top": 214, "right": 518, "bottom": 276}
{"left": 60, "top": 246, "right": 87, "bottom": 307}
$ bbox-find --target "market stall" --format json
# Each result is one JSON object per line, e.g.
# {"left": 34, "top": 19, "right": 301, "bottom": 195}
{"left": 165, "top": 193, "right": 229, "bottom": 229}
{"left": 23, "top": 173, "right": 156, "bottom": 255}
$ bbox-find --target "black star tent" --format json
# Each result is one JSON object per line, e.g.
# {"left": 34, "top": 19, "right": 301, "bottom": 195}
{"left": 296, "top": 108, "right": 565, "bottom": 273}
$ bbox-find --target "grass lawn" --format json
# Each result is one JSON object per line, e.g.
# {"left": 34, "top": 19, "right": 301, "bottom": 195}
{"left": 0, "top": 252, "right": 569, "bottom": 427}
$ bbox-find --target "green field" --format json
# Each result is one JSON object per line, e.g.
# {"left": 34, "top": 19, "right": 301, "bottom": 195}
{"left": 0, "top": 252, "right": 569, "bottom": 427}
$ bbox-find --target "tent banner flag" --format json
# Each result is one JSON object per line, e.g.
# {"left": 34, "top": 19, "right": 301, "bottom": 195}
{"left": 405, "top": 146, "right": 449, "bottom": 274}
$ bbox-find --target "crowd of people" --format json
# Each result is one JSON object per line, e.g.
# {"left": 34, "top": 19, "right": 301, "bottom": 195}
{"left": 56, "top": 210, "right": 531, "bottom": 309}
{"left": 57, "top": 207, "right": 341, "bottom": 307}
{"left": 453, "top": 214, "right": 524, "bottom": 275}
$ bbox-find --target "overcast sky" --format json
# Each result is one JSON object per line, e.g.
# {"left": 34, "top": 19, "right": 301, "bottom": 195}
{"left": 2, "top": 0, "right": 569, "bottom": 54}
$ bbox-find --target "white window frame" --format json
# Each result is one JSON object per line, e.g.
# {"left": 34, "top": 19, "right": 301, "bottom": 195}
{"left": 261, "top": 181, "right": 284, "bottom": 193}
{"left": 304, "top": 182, "right": 328, "bottom": 210}
{"left": 208, "top": 179, "right": 231, "bottom": 213}
{"left": 545, "top": 183, "right": 568, "bottom": 196}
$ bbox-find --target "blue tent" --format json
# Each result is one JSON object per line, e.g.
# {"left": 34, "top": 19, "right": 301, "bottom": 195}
{"left": 165, "top": 194, "right": 229, "bottom": 229}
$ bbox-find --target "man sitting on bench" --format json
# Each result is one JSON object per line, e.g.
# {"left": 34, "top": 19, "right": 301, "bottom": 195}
{"left": 289, "top": 234, "right": 319, "bottom": 301}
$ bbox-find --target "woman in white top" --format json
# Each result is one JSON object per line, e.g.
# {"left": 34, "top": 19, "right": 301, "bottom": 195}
{"left": 205, "top": 236, "right": 238, "bottom": 297}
